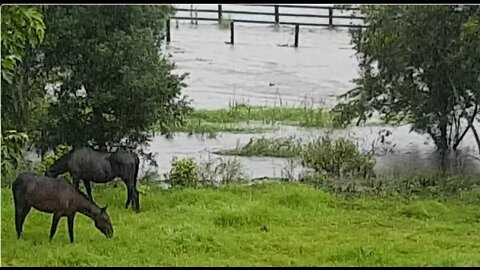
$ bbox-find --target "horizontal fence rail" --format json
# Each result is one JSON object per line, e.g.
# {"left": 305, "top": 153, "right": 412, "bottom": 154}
{"left": 172, "top": 4, "right": 367, "bottom": 29}
{"left": 240, "top": 4, "right": 362, "bottom": 11}
{"left": 166, "top": 4, "right": 367, "bottom": 48}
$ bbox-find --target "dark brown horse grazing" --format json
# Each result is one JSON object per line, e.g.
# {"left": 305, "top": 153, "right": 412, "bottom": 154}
{"left": 45, "top": 147, "right": 140, "bottom": 212}
{"left": 12, "top": 172, "right": 114, "bottom": 243}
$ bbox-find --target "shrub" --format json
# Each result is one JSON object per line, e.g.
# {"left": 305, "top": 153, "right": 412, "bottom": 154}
{"left": 1, "top": 130, "right": 29, "bottom": 186}
{"left": 169, "top": 157, "right": 199, "bottom": 188}
{"left": 300, "top": 136, "right": 375, "bottom": 179}
{"left": 198, "top": 156, "right": 245, "bottom": 186}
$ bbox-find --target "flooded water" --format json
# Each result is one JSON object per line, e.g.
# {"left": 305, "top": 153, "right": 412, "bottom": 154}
{"left": 29, "top": 5, "right": 480, "bottom": 181}
{"left": 144, "top": 124, "right": 480, "bottom": 180}
{"left": 136, "top": 8, "right": 480, "bottom": 179}
{"left": 166, "top": 11, "right": 358, "bottom": 109}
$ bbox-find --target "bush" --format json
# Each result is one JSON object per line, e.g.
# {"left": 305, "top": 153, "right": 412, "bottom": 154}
{"left": 300, "top": 136, "right": 375, "bottom": 179}
{"left": 1, "top": 130, "right": 29, "bottom": 186}
{"left": 198, "top": 156, "right": 245, "bottom": 186}
{"left": 169, "top": 157, "right": 199, "bottom": 188}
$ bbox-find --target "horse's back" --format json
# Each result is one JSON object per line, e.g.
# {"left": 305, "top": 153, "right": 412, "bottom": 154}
{"left": 108, "top": 150, "right": 139, "bottom": 180}
{"left": 108, "top": 150, "right": 137, "bottom": 164}
{"left": 68, "top": 148, "right": 112, "bottom": 181}
{"left": 12, "top": 173, "right": 77, "bottom": 212}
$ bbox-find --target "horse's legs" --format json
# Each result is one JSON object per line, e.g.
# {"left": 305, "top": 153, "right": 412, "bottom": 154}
{"left": 133, "top": 186, "right": 140, "bottom": 212}
{"left": 49, "top": 213, "right": 62, "bottom": 240}
{"left": 124, "top": 180, "right": 140, "bottom": 212}
{"left": 124, "top": 180, "right": 132, "bottom": 209}
{"left": 67, "top": 213, "right": 76, "bottom": 243}
{"left": 83, "top": 180, "right": 93, "bottom": 201}
{"left": 15, "top": 205, "right": 31, "bottom": 239}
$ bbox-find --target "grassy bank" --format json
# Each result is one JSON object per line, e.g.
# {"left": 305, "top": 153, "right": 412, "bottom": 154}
{"left": 3, "top": 183, "right": 480, "bottom": 266}
{"left": 159, "top": 105, "right": 344, "bottom": 135}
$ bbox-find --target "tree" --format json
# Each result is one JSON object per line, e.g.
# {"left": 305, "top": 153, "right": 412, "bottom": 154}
{"left": 335, "top": 5, "right": 480, "bottom": 157}
{"left": 34, "top": 5, "right": 191, "bottom": 155}
{"left": 1, "top": 5, "right": 46, "bottom": 133}
{"left": 1, "top": 5, "right": 45, "bottom": 84}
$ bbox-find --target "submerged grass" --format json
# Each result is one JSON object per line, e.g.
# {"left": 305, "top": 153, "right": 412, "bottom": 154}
{"left": 188, "top": 104, "right": 342, "bottom": 128}
{"left": 3, "top": 182, "right": 480, "bottom": 266}
{"left": 168, "top": 118, "right": 274, "bottom": 135}
{"left": 160, "top": 104, "right": 344, "bottom": 135}
{"left": 217, "top": 136, "right": 303, "bottom": 158}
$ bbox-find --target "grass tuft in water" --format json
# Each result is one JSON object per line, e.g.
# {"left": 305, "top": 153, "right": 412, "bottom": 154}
{"left": 159, "top": 104, "right": 345, "bottom": 135}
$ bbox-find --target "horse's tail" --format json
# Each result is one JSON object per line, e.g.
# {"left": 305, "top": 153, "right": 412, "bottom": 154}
{"left": 110, "top": 151, "right": 139, "bottom": 185}
{"left": 132, "top": 153, "right": 140, "bottom": 186}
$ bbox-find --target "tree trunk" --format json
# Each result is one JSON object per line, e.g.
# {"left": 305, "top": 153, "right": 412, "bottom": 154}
{"left": 453, "top": 103, "right": 478, "bottom": 150}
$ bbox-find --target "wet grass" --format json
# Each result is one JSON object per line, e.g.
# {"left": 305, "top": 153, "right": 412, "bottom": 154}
{"left": 168, "top": 118, "right": 273, "bottom": 136}
{"left": 190, "top": 104, "right": 342, "bottom": 127}
{"left": 216, "top": 136, "right": 303, "bottom": 158}
{"left": 3, "top": 182, "right": 480, "bottom": 266}
{"left": 162, "top": 104, "right": 344, "bottom": 135}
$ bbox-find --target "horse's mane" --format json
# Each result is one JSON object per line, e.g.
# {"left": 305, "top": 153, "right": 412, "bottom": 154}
{"left": 75, "top": 187, "right": 100, "bottom": 207}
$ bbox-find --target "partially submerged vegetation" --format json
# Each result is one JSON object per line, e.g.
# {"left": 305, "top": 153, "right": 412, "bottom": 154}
{"left": 160, "top": 104, "right": 346, "bottom": 136}
{"left": 161, "top": 104, "right": 414, "bottom": 137}
{"left": 216, "top": 135, "right": 376, "bottom": 179}
{"left": 216, "top": 136, "right": 304, "bottom": 158}
{"left": 165, "top": 118, "right": 273, "bottom": 136}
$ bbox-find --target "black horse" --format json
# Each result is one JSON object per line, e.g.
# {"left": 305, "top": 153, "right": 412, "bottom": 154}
{"left": 13, "top": 172, "right": 114, "bottom": 243}
{"left": 45, "top": 147, "right": 141, "bottom": 212}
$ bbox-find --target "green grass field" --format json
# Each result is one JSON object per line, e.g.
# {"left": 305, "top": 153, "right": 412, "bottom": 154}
{"left": 2, "top": 183, "right": 480, "bottom": 266}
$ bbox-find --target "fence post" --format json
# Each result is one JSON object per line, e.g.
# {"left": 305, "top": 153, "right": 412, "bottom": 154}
{"left": 328, "top": 8, "right": 333, "bottom": 28}
{"left": 166, "top": 19, "right": 171, "bottom": 43}
{"left": 195, "top": 8, "right": 198, "bottom": 25}
{"left": 294, "top": 24, "right": 299, "bottom": 47}
{"left": 190, "top": 5, "right": 193, "bottom": 24}
{"left": 274, "top": 5, "right": 279, "bottom": 24}
{"left": 218, "top": 5, "right": 223, "bottom": 23}
{"left": 230, "top": 21, "right": 234, "bottom": 45}
{"left": 357, "top": 27, "right": 362, "bottom": 51}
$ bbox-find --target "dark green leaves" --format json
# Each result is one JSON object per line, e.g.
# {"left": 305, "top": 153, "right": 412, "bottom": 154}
{"left": 336, "top": 5, "right": 480, "bottom": 152}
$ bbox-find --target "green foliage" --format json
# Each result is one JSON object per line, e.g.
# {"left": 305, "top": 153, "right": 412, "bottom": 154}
{"left": 169, "top": 157, "right": 199, "bottom": 188}
{"left": 1, "top": 5, "right": 45, "bottom": 84}
{"left": 1, "top": 5, "right": 48, "bottom": 140}
{"left": 301, "top": 136, "right": 375, "bottom": 178}
{"left": 1, "top": 130, "right": 29, "bottom": 186}
{"left": 10, "top": 5, "right": 191, "bottom": 157}
{"left": 32, "top": 144, "right": 71, "bottom": 176}
{"left": 335, "top": 5, "right": 480, "bottom": 153}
